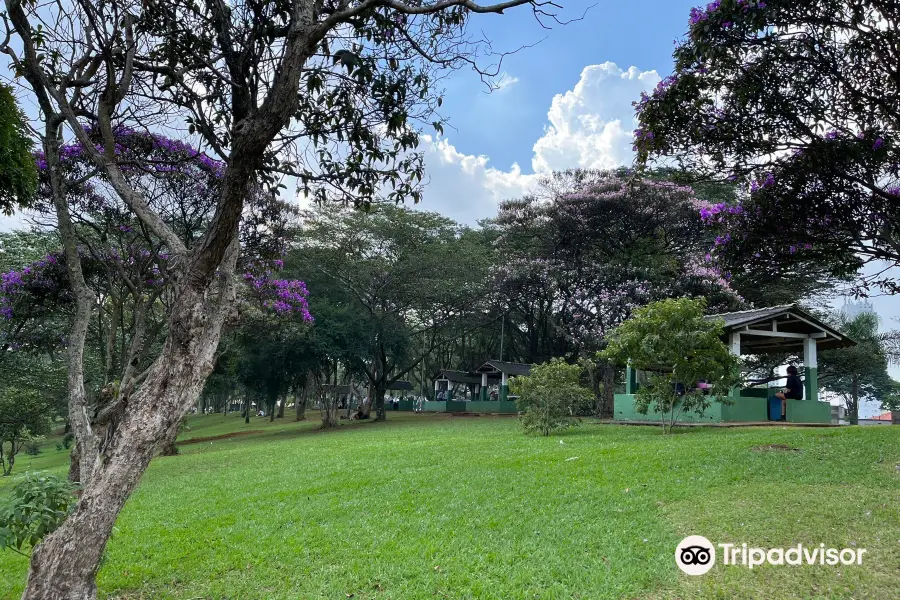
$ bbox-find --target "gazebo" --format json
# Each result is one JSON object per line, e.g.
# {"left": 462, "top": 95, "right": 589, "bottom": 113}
{"left": 615, "top": 305, "right": 856, "bottom": 424}
{"left": 475, "top": 360, "right": 532, "bottom": 402}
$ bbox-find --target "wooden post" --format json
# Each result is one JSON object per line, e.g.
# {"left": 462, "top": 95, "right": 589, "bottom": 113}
{"left": 480, "top": 372, "right": 488, "bottom": 401}
{"left": 500, "top": 371, "right": 509, "bottom": 402}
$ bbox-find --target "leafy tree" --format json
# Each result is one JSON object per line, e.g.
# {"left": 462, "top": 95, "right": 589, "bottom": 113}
{"left": 289, "top": 204, "right": 491, "bottom": 420}
{"left": 0, "top": 84, "right": 37, "bottom": 214}
{"left": 3, "top": 0, "right": 559, "bottom": 592}
{"left": 0, "top": 473, "right": 77, "bottom": 556}
{"left": 0, "top": 389, "right": 54, "bottom": 476}
{"left": 509, "top": 358, "right": 592, "bottom": 436}
{"left": 635, "top": 0, "right": 900, "bottom": 295}
{"left": 600, "top": 298, "right": 742, "bottom": 433}
{"left": 819, "top": 311, "right": 897, "bottom": 424}
{"left": 491, "top": 169, "right": 744, "bottom": 416}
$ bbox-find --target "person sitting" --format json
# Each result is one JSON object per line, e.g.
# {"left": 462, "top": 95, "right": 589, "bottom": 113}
{"left": 773, "top": 365, "right": 803, "bottom": 420}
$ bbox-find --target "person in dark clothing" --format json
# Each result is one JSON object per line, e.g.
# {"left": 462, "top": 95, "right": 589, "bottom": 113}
{"left": 773, "top": 365, "right": 803, "bottom": 420}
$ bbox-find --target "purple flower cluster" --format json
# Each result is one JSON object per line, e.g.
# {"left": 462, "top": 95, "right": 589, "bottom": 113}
{"left": 242, "top": 272, "right": 313, "bottom": 320}
{"left": 698, "top": 201, "right": 744, "bottom": 223}
{"left": 750, "top": 172, "right": 775, "bottom": 193}
{"left": 1, "top": 254, "right": 61, "bottom": 320}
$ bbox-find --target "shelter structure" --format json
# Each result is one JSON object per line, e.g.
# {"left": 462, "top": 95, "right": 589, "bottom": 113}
{"left": 475, "top": 361, "right": 532, "bottom": 402}
{"left": 616, "top": 305, "right": 856, "bottom": 424}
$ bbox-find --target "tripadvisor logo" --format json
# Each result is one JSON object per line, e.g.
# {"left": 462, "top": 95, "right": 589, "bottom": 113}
{"left": 675, "top": 536, "right": 868, "bottom": 575}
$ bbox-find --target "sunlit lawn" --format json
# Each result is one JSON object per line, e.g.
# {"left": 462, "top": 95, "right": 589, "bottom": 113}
{"left": 1, "top": 413, "right": 898, "bottom": 599}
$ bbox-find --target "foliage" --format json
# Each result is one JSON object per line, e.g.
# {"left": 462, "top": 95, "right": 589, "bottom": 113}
{"left": 0, "top": 472, "right": 77, "bottom": 555}
{"left": 636, "top": 0, "right": 900, "bottom": 295}
{"left": 23, "top": 437, "right": 44, "bottom": 457}
{"left": 288, "top": 204, "right": 492, "bottom": 419}
{"left": 600, "top": 298, "right": 742, "bottom": 433}
{"left": 0, "top": 85, "right": 37, "bottom": 215}
{"left": 490, "top": 169, "right": 744, "bottom": 365}
{"left": 0, "top": 389, "right": 53, "bottom": 476}
{"left": 819, "top": 311, "right": 897, "bottom": 423}
{"left": 509, "top": 359, "right": 592, "bottom": 436}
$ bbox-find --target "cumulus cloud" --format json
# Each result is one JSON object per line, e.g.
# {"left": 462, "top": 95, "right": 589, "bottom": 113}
{"left": 417, "top": 135, "right": 538, "bottom": 225}
{"left": 417, "top": 61, "right": 660, "bottom": 224}
{"left": 531, "top": 62, "right": 660, "bottom": 173}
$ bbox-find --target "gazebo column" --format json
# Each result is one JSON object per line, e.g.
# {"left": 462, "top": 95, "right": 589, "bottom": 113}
{"left": 625, "top": 364, "right": 637, "bottom": 395}
{"left": 434, "top": 379, "right": 440, "bottom": 401}
{"left": 729, "top": 332, "right": 742, "bottom": 398}
{"left": 803, "top": 336, "right": 818, "bottom": 402}
{"left": 480, "top": 372, "right": 488, "bottom": 401}
{"left": 500, "top": 371, "right": 509, "bottom": 402}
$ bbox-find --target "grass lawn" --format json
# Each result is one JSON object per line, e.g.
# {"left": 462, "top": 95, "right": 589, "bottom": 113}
{"left": 1, "top": 413, "right": 899, "bottom": 599}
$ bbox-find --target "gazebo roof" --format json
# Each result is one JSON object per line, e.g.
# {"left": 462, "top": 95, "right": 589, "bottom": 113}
{"left": 705, "top": 304, "right": 856, "bottom": 354}
{"left": 433, "top": 369, "right": 494, "bottom": 385}
{"left": 475, "top": 360, "right": 532, "bottom": 376}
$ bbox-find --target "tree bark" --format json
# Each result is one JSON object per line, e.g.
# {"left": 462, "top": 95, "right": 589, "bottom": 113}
{"left": 22, "top": 242, "right": 238, "bottom": 599}
{"left": 849, "top": 374, "right": 859, "bottom": 425}
{"left": 374, "top": 383, "right": 387, "bottom": 421}
{"left": 600, "top": 361, "right": 615, "bottom": 419}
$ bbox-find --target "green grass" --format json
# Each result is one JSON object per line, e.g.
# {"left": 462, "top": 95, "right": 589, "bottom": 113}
{"left": 1, "top": 414, "right": 899, "bottom": 599}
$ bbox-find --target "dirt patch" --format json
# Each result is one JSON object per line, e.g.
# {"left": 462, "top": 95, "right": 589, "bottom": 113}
{"left": 180, "top": 430, "right": 264, "bottom": 445}
{"left": 751, "top": 443, "right": 801, "bottom": 452}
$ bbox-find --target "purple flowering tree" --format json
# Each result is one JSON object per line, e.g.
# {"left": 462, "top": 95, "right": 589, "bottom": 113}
{"left": 491, "top": 170, "right": 744, "bottom": 416}
{"left": 3, "top": 0, "right": 558, "bottom": 593}
{"left": 635, "top": 0, "right": 900, "bottom": 295}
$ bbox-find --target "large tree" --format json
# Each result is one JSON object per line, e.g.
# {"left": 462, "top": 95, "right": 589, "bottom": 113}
{"left": 1, "top": 0, "right": 556, "bottom": 596}
{"left": 635, "top": 0, "right": 900, "bottom": 295}
{"left": 289, "top": 203, "right": 492, "bottom": 420}
{"left": 490, "top": 169, "right": 744, "bottom": 415}
{"left": 819, "top": 311, "right": 898, "bottom": 424}
{"left": 0, "top": 84, "right": 37, "bottom": 213}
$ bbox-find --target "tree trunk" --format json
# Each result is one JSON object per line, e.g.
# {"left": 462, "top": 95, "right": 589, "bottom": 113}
{"left": 374, "top": 384, "right": 387, "bottom": 421}
{"left": 295, "top": 387, "right": 307, "bottom": 421}
{"left": 849, "top": 375, "right": 859, "bottom": 425}
{"left": 22, "top": 247, "right": 237, "bottom": 600}
{"left": 600, "top": 361, "right": 615, "bottom": 419}
{"left": 277, "top": 394, "right": 285, "bottom": 418}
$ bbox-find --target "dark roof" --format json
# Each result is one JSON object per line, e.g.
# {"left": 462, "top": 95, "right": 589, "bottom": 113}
{"left": 387, "top": 380, "right": 414, "bottom": 391}
{"left": 432, "top": 369, "right": 494, "bottom": 385}
{"left": 705, "top": 304, "right": 856, "bottom": 353}
{"left": 475, "top": 361, "right": 532, "bottom": 376}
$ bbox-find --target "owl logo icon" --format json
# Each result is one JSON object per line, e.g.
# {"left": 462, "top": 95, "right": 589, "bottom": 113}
{"left": 675, "top": 536, "right": 716, "bottom": 575}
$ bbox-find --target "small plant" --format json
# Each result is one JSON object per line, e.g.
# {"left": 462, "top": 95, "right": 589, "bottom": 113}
{"left": 54, "top": 442, "right": 64, "bottom": 452}
{"left": 510, "top": 359, "right": 593, "bottom": 436}
{"left": 0, "top": 472, "right": 78, "bottom": 556}
{"left": 600, "top": 298, "right": 742, "bottom": 433}
{"left": 24, "top": 434, "right": 45, "bottom": 456}
{"left": 62, "top": 431, "right": 75, "bottom": 450}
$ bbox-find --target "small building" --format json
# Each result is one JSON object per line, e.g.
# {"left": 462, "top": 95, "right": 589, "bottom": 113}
{"left": 615, "top": 305, "right": 856, "bottom": 425}
{"left": 426, "top": 362, "right": 532, "bottom": 414}
{"left": 475, "top": 361, "right": 532, "bottom": 402}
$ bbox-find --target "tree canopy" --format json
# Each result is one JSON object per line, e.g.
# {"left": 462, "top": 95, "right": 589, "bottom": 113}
{"left": 636, "top": 0, "right": 900, "bottom": 295}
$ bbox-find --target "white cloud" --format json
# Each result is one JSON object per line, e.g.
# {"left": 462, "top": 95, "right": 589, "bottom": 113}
{"left": 417, "top": 135, "right": 538, "bottom": 225}
{"left": 531, "top": 62, "right": 660, "bottom": 173}
{"left": 418, "top": 61, "right": 660, "bottom": 224}
{"left": 492, "top": 72, "right": 520, "bottom": 92}
{"left": 0, "top": 212, "right": 28, "bottom": 233}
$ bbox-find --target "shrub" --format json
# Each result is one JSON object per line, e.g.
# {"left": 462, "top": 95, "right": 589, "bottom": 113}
{"left": 510, "top": 359, "right": 593, "bottom": 436}
{"left": 600, "top": 298, "right": 742, "bottom": 433}
{"left": 0, "top": 472, "right": 77, "bottom": 554}
{"left": 23, "top": 434, "right": 45, "bottom": 456}
{"left": 62, "top": 431, "right": 74, "bottom": 450}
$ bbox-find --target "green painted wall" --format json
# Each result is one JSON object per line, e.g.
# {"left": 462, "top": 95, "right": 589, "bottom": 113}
{"left": 613, "top": 394, "right": 722, "bottom": 423}
{"left": 721, "top": 397, "right": 767, "bottom": 422}
{"left": 786, "top": 398, "right": 830, "bottom": 423}
{"left": 465, "top": 401, "right": 518, "bottom": 414}
{"left": 613, "top": 394, "right": 830, "bottom": 424}
{"left": 424, "top": 401, "right": 447, "bottom": 412}
{"left": 804, "top": 367, "right": 818, "bottom": 403}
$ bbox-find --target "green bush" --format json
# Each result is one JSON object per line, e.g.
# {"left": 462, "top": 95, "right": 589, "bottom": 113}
{"left": 600, "top": 298, "right": 742, "bottom": 433}
{"left": 62, "top": 432, "right": 74, "bottom": 450}
{"left": 23, "top": 434, "right": 45, "bottom": 456}
{"left": 510, "top": 359, "right": 593, "bottom": 436}
{"left": 0, "top": 472, "right": 77, "bottom": 554}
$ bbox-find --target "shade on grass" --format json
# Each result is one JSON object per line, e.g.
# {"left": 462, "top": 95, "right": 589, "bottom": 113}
{"left": 1, "top": 414, "right": 898, "bottom": 599}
